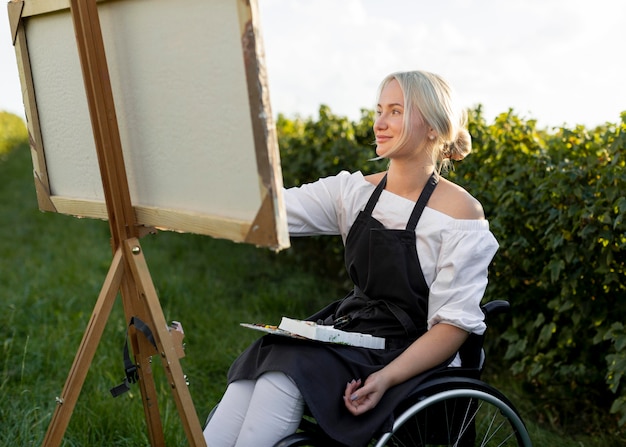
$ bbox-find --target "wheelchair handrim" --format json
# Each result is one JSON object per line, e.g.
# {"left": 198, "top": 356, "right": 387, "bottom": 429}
{"left": 374, "top": 388, "right": 532, "bottom": 447}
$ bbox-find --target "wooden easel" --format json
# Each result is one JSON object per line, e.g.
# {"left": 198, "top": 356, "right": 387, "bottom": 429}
{"left": 41, "top": 0, "right": 206, "bottom": 445}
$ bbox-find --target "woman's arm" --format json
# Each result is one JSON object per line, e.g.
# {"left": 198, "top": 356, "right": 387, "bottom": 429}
{"left": 343, "top": 323, "right": 468, "bottom": 416}
{"left": 283, "top": 172, "right": 350, "bottom": 236}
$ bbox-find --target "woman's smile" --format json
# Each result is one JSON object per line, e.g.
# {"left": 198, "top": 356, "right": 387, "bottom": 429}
{"left": 375, "top": 134, "right": 392, "bottom": 144}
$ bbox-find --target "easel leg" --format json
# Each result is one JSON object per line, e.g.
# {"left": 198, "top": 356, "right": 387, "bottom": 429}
{"left": 42, "top": 248, "right": 125, "bottom": 447}
{"left": 123, "top": 238, "right": 206, "bottom": 446}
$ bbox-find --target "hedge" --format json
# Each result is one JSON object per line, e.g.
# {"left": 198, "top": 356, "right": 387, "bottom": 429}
{"left": 0, "top": 111, "right": 28, "bottom": 157}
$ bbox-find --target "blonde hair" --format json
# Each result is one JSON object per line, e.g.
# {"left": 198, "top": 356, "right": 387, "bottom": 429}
{"left": 376, "top": 71, "right": 471, "bottom": 169}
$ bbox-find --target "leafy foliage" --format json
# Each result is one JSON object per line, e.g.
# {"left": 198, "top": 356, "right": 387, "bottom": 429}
{"left": 457, "top": 109, "right": 626, "bottom": 434}
{"left": 277, "top": 105, "right": 626, "bottom": 436}
{"left": 0, "top": 111, "right": 28, "bottom": 157}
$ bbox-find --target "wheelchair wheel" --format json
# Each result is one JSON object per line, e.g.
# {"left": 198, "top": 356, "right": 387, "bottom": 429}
{"left": 373, "top": 379, "right": 531, "bottom": 447}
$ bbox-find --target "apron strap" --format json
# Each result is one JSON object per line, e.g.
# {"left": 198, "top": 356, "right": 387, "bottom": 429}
{"left": 406, "top": 172, "right": 438, "bottom": 231}
{"left": 362, "top": 173, "right": 387, "bottom": 216}
{"left": 363, "top": 172, "right": 437, "bottom": 230}
{"left": 352, "top": 286, "right": 422, "bottom": 338}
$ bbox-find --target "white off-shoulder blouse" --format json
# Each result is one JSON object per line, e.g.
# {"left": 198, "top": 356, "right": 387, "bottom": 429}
{"left": 284, "top": 170, "right": 499, "bottom": 336}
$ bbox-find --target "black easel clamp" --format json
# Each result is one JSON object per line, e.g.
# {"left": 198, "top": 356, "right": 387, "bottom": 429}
{"left": 110, "top": 316, "right": 157, "bottom": 397}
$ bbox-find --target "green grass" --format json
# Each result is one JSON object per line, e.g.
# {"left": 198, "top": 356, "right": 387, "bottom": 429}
{"left": 0, "top": 144, "right": 621, "bottom": 446}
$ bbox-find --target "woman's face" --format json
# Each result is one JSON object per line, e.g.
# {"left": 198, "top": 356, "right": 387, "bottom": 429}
{"left": 374, "top": 79, "right": 430, "bottom": 160}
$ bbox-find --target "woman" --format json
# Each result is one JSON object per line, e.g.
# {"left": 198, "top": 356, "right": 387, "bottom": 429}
{"left": 204, "top": 70, "right": 499, "bottom": 447}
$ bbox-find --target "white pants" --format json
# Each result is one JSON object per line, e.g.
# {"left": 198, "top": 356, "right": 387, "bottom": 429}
{"left": 203, "top": 371, "right": 305, "bottom": 447}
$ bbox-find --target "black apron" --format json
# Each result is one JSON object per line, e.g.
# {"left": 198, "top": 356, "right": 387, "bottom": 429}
{"left": 227, "top": 173, "right": 446, "bottom": 447}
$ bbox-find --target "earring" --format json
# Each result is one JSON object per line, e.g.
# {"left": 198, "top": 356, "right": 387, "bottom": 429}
{"left": 429, "top": 135, "right": 435, "bottom": 141}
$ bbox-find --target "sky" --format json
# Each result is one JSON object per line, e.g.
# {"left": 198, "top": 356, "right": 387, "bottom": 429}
{"left": 1, "top": 0, "right": 625, "bottom": 129}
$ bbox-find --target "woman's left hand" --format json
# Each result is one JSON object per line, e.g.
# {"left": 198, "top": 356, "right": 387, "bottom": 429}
{"left": 343, "top": 371, "right": 390, "bottom": 416}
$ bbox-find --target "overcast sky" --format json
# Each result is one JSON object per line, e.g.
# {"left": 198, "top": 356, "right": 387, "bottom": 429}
{"left": 1, "top": 0, "right": 625, "bottom": 128}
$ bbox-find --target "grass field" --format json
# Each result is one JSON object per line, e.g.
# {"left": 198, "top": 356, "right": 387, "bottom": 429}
{"left": 0, "top": 144, "right": 619, "bottom": 445}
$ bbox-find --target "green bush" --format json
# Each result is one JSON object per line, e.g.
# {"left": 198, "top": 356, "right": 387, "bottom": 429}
{"left": 456, "top": 109, "right": 626, "bottom": 434}
{"left": 0, "top": 111, "right": 27, "bottom": 156}
{"left": 276, "top": 105, "right": 626, "bottom": 437}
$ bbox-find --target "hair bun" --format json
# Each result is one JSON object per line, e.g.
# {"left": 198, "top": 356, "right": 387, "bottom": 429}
{"left": 446, "top": 128, "right": 472, "bottom": 161}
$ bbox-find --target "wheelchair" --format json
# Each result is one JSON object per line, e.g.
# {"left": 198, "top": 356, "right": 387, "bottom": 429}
{"left": 274, "top": 300, "right": 531, "bottom": 447}
{"left": 208, "top": 300, "right": 532, "bottom": 447}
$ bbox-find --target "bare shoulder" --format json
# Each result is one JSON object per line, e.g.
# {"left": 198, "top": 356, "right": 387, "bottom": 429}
{"left": 430, "top": 177, "right": 485, "bottom": 220}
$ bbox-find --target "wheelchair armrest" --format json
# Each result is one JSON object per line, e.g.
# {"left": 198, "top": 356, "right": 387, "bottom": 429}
{"left": 458, "top": 332, "right": 484, "bottom": 370}
{"left": 481, "top": 300, "right": 510, "bottom": 322}
{"left": 457, "top": 301, "right": 510, "bottom": 370}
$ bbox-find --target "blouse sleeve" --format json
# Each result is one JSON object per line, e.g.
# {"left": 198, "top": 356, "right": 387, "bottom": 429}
{"left": 427, "top": 220, "right": 499, "bottom": 335}
{"left": 284, "top": 171, "right": 352, "bottom": 236}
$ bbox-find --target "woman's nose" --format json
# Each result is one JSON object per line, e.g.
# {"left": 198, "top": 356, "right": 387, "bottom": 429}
{"left": 374, "top": 115, "right": 387, "bottom": 130}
